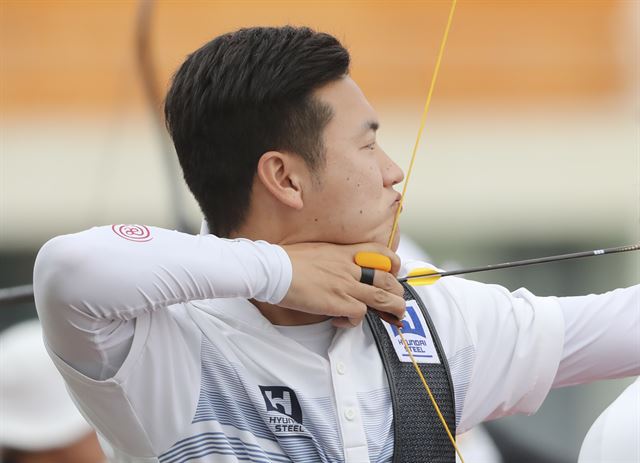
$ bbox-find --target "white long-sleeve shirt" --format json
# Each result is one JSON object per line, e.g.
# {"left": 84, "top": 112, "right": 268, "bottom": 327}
{"left": 34, "top": 225, "right": 640, "bottom": 463}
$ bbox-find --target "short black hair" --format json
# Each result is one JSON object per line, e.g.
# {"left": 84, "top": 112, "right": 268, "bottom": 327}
{"left": 165, "top": 26, "right": 350, "bottom": 237}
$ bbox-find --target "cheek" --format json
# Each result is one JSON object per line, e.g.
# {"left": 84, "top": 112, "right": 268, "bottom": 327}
{"left": 309, "top": 158, "right": 385, "bottom": 228}
{"left": 328, "top": 168, "right": 387, "bottom": 232}
{"left": 334, "top": 167, "right": 380, "bottom": 211}
{"left": 351, "top": 164, "right": 385, "bottom": 205}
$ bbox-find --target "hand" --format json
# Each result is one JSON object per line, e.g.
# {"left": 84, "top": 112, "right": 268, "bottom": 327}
{"left": 280, "top": 242, "right": 405, "bottom": 328}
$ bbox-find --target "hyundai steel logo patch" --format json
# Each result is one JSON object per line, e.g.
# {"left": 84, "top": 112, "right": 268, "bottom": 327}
{"left": 384, "top": 300, "right": 440, "bottom": 364}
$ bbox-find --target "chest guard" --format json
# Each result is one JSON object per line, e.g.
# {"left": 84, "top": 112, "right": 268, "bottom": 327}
{"left": 365, "top": 281, "right": 456, "bottom": 463}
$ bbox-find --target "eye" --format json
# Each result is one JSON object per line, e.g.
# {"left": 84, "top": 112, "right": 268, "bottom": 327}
{"left": 364, "top": 141, "right": 377, "bottom": 151}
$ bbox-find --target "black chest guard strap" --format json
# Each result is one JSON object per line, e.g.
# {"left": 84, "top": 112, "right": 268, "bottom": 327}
{"left": 365, "top": 281, "right": 456, "bottom": 463}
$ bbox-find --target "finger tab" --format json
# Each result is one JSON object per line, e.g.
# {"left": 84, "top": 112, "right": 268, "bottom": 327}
{"left": 355, "top": 252, "right": 392, "bottom": 272}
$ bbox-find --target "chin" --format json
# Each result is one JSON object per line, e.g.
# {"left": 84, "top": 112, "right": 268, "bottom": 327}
{"left": 367, "top": 228, "right": 400, "bottom": 251}
{"left": 360, "top": 222, "right": 400, "bottom": 250}
{"left": 324, "top": 221, "right": 398, "bottom": 249}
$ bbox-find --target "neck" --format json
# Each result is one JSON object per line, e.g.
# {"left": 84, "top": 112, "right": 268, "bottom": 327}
{"left": 234, "top": 191, "right": 331, "bottom": 325}
{"left": 251, "top": 300, "right": 331, "bottom": 326}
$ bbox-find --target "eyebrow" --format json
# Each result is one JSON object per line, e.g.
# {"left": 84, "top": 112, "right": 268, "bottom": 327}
{"left": 358, "top": 120, "right": 379, "bottom": 138}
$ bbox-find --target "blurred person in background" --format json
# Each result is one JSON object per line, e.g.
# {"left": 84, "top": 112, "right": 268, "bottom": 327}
{"left": 578, "top": 377, "right": 639, "bottom": 462}
{"left": 0, "top": 319, "right": 105, "bottom": 463}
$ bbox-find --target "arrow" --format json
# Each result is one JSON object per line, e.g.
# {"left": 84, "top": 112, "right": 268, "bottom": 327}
{"left": 401, "top": 243, "right": 640, "bottom": 286}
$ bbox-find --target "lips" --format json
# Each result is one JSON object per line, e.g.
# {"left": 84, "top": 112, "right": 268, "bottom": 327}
{"left": 391, "top": 192, "right": 402, "bottom": 207}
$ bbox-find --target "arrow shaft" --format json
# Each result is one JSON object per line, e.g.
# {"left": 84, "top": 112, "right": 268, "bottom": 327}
{"left": 401, "top": 244, "right": 640, "bottom": 282}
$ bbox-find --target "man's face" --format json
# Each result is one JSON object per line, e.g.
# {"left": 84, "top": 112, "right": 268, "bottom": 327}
{"left": 302, "top": 77, "right": 404, "bottom": 249}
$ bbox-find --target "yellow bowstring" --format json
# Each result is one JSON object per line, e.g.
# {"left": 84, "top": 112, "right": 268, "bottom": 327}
{"left": 387, "top": 1, "right": 464, "bottom": 462}
{"left": 387, "top": 0, "right": 457, "bottom": 250}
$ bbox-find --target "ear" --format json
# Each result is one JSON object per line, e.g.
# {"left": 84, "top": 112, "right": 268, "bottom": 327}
{"left": 256, "top": 151, "right": 306, "bottom": 210}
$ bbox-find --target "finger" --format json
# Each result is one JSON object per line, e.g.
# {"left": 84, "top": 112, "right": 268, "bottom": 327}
{"left": 332, "top": 316, "right": 364, "bottom": 328}
{"left": 370, "top": 309, "right": 404, "bottom": 328}
{"left": 358, "top": 265, "right": 404, "bottom": 298}
{"left": 359, "top": 267, "right": 375, "bottom": 285}
{"left": 353, "top": 283, "right": 406, "bottom": 321}
{"left": 373, "top": 270, "right": 404, "bottom": 298}
{"left": 332, "top": 317, "right": 350, "bottom": 328}
{"left": 332, "top": 296, "right": 367, "bottom": 322}
{"left": 332, "top": 295, "right": 367, "bottom": 327}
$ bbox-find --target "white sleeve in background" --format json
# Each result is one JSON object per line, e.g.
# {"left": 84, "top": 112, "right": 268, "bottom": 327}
{"left": 34, "top": 225, "right": 292, "bottom": 380}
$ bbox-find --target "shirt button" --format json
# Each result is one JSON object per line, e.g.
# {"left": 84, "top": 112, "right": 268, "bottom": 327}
{"left": 344, "top": 407, "right": 356, "bottom": 421}
{"left": 336, "top": 362, "right": 346, "bottom": 375}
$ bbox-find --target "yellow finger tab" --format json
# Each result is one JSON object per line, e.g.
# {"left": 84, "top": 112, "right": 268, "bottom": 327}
{"left": 407, "top": 268, "right": 441, "bottom": 286}
{"left": 354, "top": 252, "right": 392, "bottom": 272}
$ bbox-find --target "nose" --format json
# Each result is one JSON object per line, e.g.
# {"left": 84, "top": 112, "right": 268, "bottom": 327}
{"left": 380, "top": 151, "right": 405, "bottom": 187}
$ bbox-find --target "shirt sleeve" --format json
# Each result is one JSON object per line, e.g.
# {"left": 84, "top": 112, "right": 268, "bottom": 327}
{"left": 34, "top": 225, "right": 292, "bottom": 380}
{"left": 553, "top": 285, "right": 640, "bottom": 388}
{"left": 413, "top": 273, "right": 639, "bottom": 433}
{"left": 438, "top": 279, "right": 566, "bottom": 432}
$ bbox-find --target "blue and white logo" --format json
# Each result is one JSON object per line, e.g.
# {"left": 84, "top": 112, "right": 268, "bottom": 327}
{"left": 259, "top": 386, "right": 307, "bottom": 436}
{"left": 392, "top": 304, "right": 426, "bottom": 338}
{"left": 384, "top": 300, "right": 440, "bottom": 364}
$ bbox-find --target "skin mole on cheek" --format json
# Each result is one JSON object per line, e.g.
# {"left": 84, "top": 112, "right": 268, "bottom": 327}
{"left": 356, "top": 183, "right": 360, "bottom": 188}
{"left": 359, "top": 210, "right": 363, "bottom": 214}
{"left": 314, "top": 218, "right": 318, "bottom": 222}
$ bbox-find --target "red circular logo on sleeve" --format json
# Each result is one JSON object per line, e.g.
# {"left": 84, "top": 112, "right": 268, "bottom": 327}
{"left": 111, "top": 224, "right": 153, "bottom": 242}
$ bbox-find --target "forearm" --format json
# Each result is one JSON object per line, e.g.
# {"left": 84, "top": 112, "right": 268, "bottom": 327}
{"left": 34, "top": 225, "right": 291, "bottom": 379}
{"left": 34, "top": 226, "right": 291, "bottom": 317}
{"left": 553, "top": 285, "right": 640, "bottom": 388}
